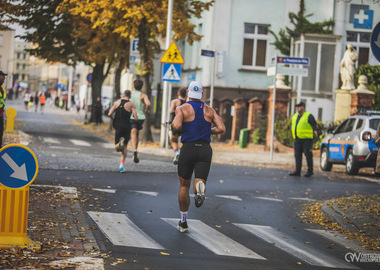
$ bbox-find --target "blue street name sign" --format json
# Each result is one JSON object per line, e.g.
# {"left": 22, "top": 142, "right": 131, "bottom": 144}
{"left": 0, "top": 144, "right": 38, "bottom": 189}
{"left": 162, "top": 63, "right": 182, "bottom": 82}
{"left": 370, "top": 21, "right": 380, "bottom": 62}
{"left": 277, "top": 56, "right": 310, "bottom": 66}
{"left": 201, "top": 49, "right": 215, "bottom": 57}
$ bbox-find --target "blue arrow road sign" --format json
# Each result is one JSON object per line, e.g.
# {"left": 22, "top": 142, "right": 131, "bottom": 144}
{"left": 162, "top": 63, "right": 182, "bottom": 82}
{"left": 0, "top": 144, "right": 38, "bottom": 189}
{"left": 277, "top": 56, "right": 310, "bottom": 66}
{"left": 370, "top": 21, "right": 380, "bottom": 62}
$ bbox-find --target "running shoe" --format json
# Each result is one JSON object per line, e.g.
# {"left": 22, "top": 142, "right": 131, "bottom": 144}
{"left": 173, "top": 153, "right": 180, "bottom": 165}
{"left": 194, "top": 181, "right": 205, "bottom": 208}
{"left": 119, "top": 166, "right": 126, "bottom": 173}
{"left": 119, "top": 137, "right": 125, "bottom": 152}
{"left": 132, "top": 151, "right": 139, "bottom": 163}
{"left": 178, "top": 220, "right": 188, "bottom": 233}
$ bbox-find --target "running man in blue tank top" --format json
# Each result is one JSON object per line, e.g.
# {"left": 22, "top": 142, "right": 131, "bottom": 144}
{"left": 172, "top": 81, "right": 225, "bottom": 232}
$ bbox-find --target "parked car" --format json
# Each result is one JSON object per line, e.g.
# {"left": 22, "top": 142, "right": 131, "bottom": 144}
{"left": 320, "top": 111, "right": 380, "bottom": 175}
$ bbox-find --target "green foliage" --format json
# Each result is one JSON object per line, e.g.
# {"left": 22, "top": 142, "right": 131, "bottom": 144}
{"left": 274, "top": 116, "right": 294, "bottom": 147}
{"left": 251, "top": 121, "right": 267, "bottom": 145}
{"left": 269, "top": 0, "right": 334, "bottom": 55}
{"left": 354, "top": 64, "right": 380, "bottom": 110}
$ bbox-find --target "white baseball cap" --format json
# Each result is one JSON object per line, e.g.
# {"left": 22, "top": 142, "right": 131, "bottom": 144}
{"left": 187, "top": 81, "right": 203, "bottom": 99}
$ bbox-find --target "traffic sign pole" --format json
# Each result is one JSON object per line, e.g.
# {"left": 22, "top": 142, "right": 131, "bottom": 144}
{"left": 0, "top": 144, "right": 40, "bottom": 250}
{"left": 160, "top": 0, "right": 174, "bottom": 148}
{"left": 270, "top": 54, "right": 278, "bottom": 162}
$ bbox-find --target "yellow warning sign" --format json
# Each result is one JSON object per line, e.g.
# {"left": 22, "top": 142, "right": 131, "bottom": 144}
{"left": 160, "top": 41, "right": 184, "bottom": 64}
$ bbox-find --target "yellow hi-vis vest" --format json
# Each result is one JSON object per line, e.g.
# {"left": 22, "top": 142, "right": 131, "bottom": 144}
{"left": 0, "top": 85, "right": 6, "bottom": 111}
{"left": 292, "top": 112, "right": 313, "bottom": 139}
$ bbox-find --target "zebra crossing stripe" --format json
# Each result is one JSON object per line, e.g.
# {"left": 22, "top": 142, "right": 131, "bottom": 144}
{"left": 161, "top": 218, "right": 266, "bottom": 260}
{"left": 43, "top": 137, "right": 61, "bottom": 144}
{"left": 306, "top": 229, "right": 368, "bottom": 253}
{"left": 70, "top": 139, "right": 91, "bottom": 147}
{"left": 233, "top": 224, "right": 358, "bottom": 269}
{"left": 88, "top": 212, "right": 164, "bottom": 250}
{"left": 255, "top": 197, "right": 283, "bottom": 202}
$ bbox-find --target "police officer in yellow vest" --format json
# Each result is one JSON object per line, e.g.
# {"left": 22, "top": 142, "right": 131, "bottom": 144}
{"left": 0, "top": 70, "right": 7, "bottom": 149}
{"left": 289, "top": 101, "right": 317, "bottom": 177}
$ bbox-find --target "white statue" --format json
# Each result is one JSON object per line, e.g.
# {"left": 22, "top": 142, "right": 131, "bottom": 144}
{"left": 340, "top": 44, "right": 358, "bottom": 90}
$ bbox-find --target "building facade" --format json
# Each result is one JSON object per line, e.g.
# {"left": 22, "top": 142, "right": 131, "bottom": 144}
{"left": 167, "top": 0, "right": 380, "bottom": 141}
{"left": 0, "top": 30, "right": 15, "bottom": 89}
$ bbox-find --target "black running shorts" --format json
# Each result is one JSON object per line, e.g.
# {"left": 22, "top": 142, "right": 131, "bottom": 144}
{"left": 177, "top": 141, "right": 213, "bottom": 180}
{"left": 115, "top": 127, "right": 131, "bottom": 145}
{"left": 130, "top": 119, "right": 145, "bottom": 130}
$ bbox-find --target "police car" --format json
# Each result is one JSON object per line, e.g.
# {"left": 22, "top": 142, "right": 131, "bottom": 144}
{"left": 320, "top": 111, "right": 380, "bottom": 175}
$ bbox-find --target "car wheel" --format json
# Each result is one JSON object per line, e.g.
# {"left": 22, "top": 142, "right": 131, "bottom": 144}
{"left": 320, "top": 147, "right": 332, "bottom": 171}
{"left": 345, "top": 149, "right": 359, "bottom": 175}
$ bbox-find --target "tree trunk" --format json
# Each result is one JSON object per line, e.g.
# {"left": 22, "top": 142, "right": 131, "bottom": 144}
{"left": 90, "top": 64, "right": 105, "bottom": 123}
{"left": 141, "top": 71, "right": 153, "bottom": 142}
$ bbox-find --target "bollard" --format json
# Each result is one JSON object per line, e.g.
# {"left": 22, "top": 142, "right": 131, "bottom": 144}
{"left": 5, "top": 107, "right": 17, "bottom": 133}
{"left": 0, "top": 144, "right": 40, "bottom": 250}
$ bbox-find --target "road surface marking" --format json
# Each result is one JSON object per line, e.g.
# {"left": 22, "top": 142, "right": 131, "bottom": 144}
{"left": 43, "top": 137, "right": 61, "bottom": 144}
{"left": 288, "top": 197, "right": 316, "bottom": 202}
{"left": 215, "top": 195, "right": 242, "bottom": 201}
{"left": 255, "top": 197, "right": 283, "bottom": 202}
{"left": 88, "top": 212, "right": 164, "bottom": 250}
{"left": 306, "top": 229, "right": 369, "bottom": 253}
{"left": 99, "top": 143, "right": 115, "bottom": 149}
{"left": 70, "top": 139, "right": 91, "bottom": 147}
{"left": 92, "top": 188, "right": 116, "bottom": 194}
{"left": 133, "top": 191, "right": 158, "bottom": 197}
{"left": 162, "top": 218, "right": 266, "bottom": 260}
{"left": 234, "top": 224, "right": 358, "bottom": 269}
{"left": 49, "top": 146, "right": 79, "bottom": 151}
{"left": 32, "top": 185, "right": 79, "bottom": 199}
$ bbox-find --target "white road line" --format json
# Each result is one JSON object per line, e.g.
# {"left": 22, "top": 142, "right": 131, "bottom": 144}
{"left": 288, "top": 197, "right": 317, "bottom": 202}
{"left": 133, "top": 191, "right": 158, "bottom": 197}
{"left": 49, "top": 146, "right": 79, "bottom": 151}
{"left": 215, "top": 195, "right": 242, "bottom": 201}
{"left": 99, "top": 143, "right": 115, "bottom": 149}
{"left": 88, "top": 212, "right": 164, "bottom": 250}
{"left": 161, "top": 218, "right": 266, "bottom": 260}
{"left": 234, "top": 224, "right": 358, "bottom": 269}
{"left": 70, "top": 139, "right": 91, "bottom": 147}
{"left": 306, "top": 229, "right": 369, "bottom": 253}
{"left": 255, "top": 197, "right": 283, "bottom": 202}
{"left": 43, "top": 137, "right": 61, "bottom": 144}
{"left": 92, "top": 188, "right": 116, "bottom": 194}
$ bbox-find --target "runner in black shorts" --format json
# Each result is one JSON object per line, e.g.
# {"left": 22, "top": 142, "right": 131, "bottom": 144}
{"left": 108, "top": 90, "right": 137, "bottom": 173}
{"left": 169, "top": 87, "right": 187, "bottom": 165}
{"left": 172, "top": 81, "right": 225, "bottom": 233}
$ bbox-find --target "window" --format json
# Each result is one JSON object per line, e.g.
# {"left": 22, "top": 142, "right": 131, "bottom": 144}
{"left": 346, "top": 31, "right": 370, "bottom": 66}
{"left": 242, "top": 23, "right": 268, "bottom": 69}
{"left": 318, "top": 108, "right": 323, "bottom": 121}
{"left": 335, "top": 119, "right": 348, "bottom": 134}
{"left": 344, "top": 119, "right": 356, "bottom": 132}
{"left": 370, "top": 119, "right": 380, "bottom": 130}
{"left": 356, "top": 119, "right": 364, "bottom": 130}
{"left": 0, "top": 35, "right": 3, "bottom": 46}
{"left": 17, "top": 53, "right": 20, "bottom": 59}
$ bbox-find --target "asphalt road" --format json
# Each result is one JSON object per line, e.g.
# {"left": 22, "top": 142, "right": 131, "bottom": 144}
{"left": 8, "top": 99, "right": 380, "bottom": 270}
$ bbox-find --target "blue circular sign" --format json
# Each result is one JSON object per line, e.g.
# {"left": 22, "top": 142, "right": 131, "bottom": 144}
{"left": 370, "top": 21, "right": 380, "bottom": 62}
{"left": 0, "top": 144, "right": 38, "bottom": 189}
{"left": 87, "top": 73, "right": 93, "bottom": 84}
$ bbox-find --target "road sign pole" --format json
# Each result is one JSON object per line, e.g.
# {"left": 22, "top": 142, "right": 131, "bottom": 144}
{"left": 270, "top": 55, "right": 278, "bottom": 162}
{"left": 210, "top": 54, "right": 215, "bottom": 108}
{"left": 160, "top": 0, "right": 174, "bottom": 148}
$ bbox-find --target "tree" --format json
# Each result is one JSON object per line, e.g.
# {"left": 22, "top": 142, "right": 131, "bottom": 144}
{"left": 61, "top": 0, "right": 213, "bottom": 142}
{"left": 270, "top": 0, "right": 334, "bottom": 55}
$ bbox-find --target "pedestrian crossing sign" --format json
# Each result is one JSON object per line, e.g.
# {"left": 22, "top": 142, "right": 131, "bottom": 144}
{"left": 160, "top": 41, "right": 184, "bottom": 64}
{"left": 162, "top": 63, "right": 182, "bottom": 82}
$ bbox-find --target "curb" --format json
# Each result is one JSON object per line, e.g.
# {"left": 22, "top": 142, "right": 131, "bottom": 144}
{"left": 321, "top": 200, "right": 361, "bottom": 233}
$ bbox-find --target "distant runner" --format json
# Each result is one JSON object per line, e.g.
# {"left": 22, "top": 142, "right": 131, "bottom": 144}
{"left": 169, "top": 87, "right": 187, "bottom": 164}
